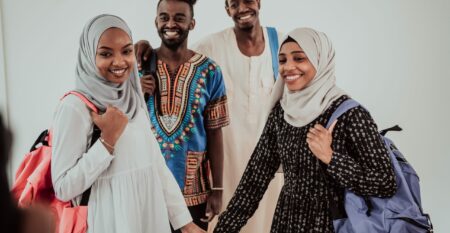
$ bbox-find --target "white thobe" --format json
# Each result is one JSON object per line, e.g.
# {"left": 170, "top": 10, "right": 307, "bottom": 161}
{"left": 193, "top": 27, "right": 284, "bottom": 233}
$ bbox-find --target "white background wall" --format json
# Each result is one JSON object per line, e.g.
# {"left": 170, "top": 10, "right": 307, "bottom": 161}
{"left": 0, "top": 1, "right": 8, "bottom": 121}
{"left": 1, "top": 0, "right": 449, "bottom": 231}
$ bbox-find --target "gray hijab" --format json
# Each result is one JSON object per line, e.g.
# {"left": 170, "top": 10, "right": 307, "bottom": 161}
{"left": 269, "top": 27, "right": 347, "bottom": 127}
{"left": 75, "top": 14, "right": 145, "bottom": 120}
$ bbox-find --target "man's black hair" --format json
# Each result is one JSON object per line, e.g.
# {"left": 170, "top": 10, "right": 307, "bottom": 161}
{"left": 158, "top": 0, "right": 197, "bottom": 17}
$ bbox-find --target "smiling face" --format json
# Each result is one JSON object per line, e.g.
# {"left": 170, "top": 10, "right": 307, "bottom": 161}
{"left": 156, "top": 0, "right": 195, "bottom": 50}
{"left": 278, "top": 41, "right": 317, "bottom": 91}
{"left": 225, "top": 0, "right": 260, "bottom": 30}
{"left": 95, "top": 27, "right": 134, "bottom": 84}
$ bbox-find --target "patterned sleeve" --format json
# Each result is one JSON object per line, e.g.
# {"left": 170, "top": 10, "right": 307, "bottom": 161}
{"left": 214, "top": 109, "right": 280, "bottom": 233}
{"left": 326, "top": 107, "right": 397, "bottom": 197}
{"left": 204, "top": 62, "right": 229, "bottom": 129}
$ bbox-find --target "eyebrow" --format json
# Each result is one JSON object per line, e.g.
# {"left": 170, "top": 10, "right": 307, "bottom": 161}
{"left": 98, "top": 43, "right": 133, "bottom": 50}
{"left": 291, "top": 51, "right": 305, "bottom": 54}
{"left": 159, "top": 12, "right": 187, "bottom": 17}
{"left": 279, "top": 51, "right": 305, "bottom": 56}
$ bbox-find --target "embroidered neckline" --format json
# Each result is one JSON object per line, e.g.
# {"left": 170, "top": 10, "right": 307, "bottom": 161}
{"left": 152, "top": 53, "right": 207, "bottom": 141}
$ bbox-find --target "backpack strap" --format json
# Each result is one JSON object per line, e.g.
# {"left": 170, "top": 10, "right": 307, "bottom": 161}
{"left": 326, "top": 99, "right": 360, "bottom": 129}
{"left": 146, "top": 50, "right": 158, "bottom": 102}
{"left": 267, "top": 27, "right": 279, "bottom": 81}
{"left": 139, "top": 49, "right": 157, "bottom": 77}
{"left": 327, "top": 99, "right": 363, "bottom": 219}
{"left": 63, "top": 91, "right": 99, "bottom": 114}
{"left": 62, "top": 91, "right": 101, "bottom": 206}
{"left": 380, "top": 125, "right": 402, "bottom": 136}
{"left": 79, "top": 125, "right": 100, "bottom": 206}
{"left": 149, "top": 49, "right": 158, "bottom": 76}
{"left": 29, "top": 129, "right": 50, "bottom": 152}
{"left": 328, "top": 99, "right": 379, "bottom": 217}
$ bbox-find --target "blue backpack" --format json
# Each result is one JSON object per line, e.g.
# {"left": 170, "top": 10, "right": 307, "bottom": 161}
{"left": 327, "top": 99, "right": 433, "bottom": 233}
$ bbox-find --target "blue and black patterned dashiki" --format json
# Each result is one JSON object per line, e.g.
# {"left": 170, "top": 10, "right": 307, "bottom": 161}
{"left": 147, "top": 53, "right": 229, "bottom": 206}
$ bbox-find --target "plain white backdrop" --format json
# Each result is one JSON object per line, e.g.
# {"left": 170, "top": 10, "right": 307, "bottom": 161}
{"left": 1, "top": 0, "right": 449, "bottom": 232}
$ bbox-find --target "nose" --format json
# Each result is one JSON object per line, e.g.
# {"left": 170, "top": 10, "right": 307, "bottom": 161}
{"left": 280, "top": 61, "right": 297, "bottom": 75}
{"left": 166, "top": 18, "right": 177, "bottom": 28}
{"left": 237, "top": 2, "right": 249, "bottom": 13}
{"left": 112, "top": 54, "right": 126, "bottom": 66}
{"left": 283, "top": 61, "right": 296, "bottom": 71}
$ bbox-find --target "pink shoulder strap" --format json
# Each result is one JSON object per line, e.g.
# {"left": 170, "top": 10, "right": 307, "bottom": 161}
{"left": 61, "top": 91, "right": 98, "bottom": 114}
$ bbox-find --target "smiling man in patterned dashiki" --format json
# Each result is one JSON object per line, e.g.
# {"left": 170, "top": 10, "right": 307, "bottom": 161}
{"left": 142, "top": 0, "right": 229, "bottom": 232}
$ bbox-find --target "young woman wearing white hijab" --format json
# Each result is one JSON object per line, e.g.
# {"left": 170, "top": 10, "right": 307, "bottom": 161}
{"left": 213, "top": 28, "right": 397, "bottom": 233}
{"left": 51, "top": 14, "right": 205, "bottom": 233}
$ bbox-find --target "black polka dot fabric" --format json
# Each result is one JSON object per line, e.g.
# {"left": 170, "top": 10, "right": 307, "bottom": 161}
{"left": 213, "top": 96, "right": 397, "bottom": 233}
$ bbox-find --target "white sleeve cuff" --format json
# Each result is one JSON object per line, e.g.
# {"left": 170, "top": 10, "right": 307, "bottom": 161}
{"left": 170, "top": 209, "right": 193, "bottom": 230}
{"left": 86, "top": 139, "right": 114, "bottom": 165}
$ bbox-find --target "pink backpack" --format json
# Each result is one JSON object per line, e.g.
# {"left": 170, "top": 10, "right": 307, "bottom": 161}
{"left": 11, "top": 91, "right": 99, "bottom": 233}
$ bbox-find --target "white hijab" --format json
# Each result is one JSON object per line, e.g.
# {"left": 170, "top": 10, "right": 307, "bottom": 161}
{"left": 75, "top": 14, "right": 146, "bottom": 120}
{"left": 269, "top": 27, "right": 347, "bottom": 127}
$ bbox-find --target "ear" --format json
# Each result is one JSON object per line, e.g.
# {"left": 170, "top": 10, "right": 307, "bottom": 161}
{"left": 154, "top": 17, "right": 158, "bottom": 28}
{"left": 257, "top": 0, "right": 261, "bottom": 9}
{"left": 189, "top": 18, "right": 196, "bottom": 30}
{"left": 225, "top": 6, "right": 231, "bottom": 17}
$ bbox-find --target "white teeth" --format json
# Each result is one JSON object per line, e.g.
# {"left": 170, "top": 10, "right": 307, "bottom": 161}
{"left": 239, "top": 15, "right": 251, "bottom": 20}
{"left": 111, "top": 69, "right": 126, "bottom": 75}
{"left": 165, "top": 31, "right": 178, "bottom": 37}
{"left": 285, "top": 75, "right": 301, "bottom": 81}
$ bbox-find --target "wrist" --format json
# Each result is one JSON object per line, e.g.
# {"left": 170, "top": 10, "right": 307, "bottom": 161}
{"left": 100, "top": 134, "right": 116, "bottom": 154}
{"left": 211, "top": 190, "right": 223, "bottom": 196}
{"left": 322, "top": 149, "right": 333, "bottom": 165}
{"left": 181, "top": 222, "right": 194, "bottom": 231}
{"left": 100, "top": 133, "right": 116, "bottom": 147}
{"left": 211, "top": 186, "right": 223, "bottom": 191}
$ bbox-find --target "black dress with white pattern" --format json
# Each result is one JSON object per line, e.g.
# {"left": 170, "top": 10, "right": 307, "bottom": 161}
{"left": 213, "top": 96, "right": 397, "bottom": 233}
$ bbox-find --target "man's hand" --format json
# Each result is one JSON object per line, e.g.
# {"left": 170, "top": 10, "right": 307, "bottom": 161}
{"left": 140, "top": 74, "right": 156, "bottom": 96}
{"left": 134, "top": 40, "right": 152, "bottom": 71}
{"left": 201, "top": 190, "right": 222, "bottom": 222}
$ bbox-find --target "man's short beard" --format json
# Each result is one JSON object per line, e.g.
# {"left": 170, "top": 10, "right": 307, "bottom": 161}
{"left": 162, "top": 40, "right": 184, "bottom": 50}
{"left": 234, "top": 19, "right": 256, "bottom": 32}
{"left": 159, "top": 30, "right": 189, "bottom": 50}
{"left": 238, "top": 24, "right": 254, "bottom": 32}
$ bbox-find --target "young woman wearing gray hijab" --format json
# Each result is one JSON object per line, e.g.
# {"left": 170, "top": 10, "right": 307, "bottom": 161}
{"left": 51, "top": 14, "right": 205, "bottom": 233}
{"left": 213, "top": 28, "right": 397, "bottom": 233}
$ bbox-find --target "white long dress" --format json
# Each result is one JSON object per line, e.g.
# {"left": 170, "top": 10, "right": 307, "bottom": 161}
{"left": 51, "top": 94, "right": 191, "bottom": 233}
{"left": 193, "top": 27, "right": 284, "bottom": 233}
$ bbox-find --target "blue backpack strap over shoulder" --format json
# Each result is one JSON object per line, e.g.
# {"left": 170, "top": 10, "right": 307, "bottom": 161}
{"left": 326, "top": 99, "right": 360, "bottom": 129}
{"left": 267, "top": 27, "right": 279, "bottom": 81}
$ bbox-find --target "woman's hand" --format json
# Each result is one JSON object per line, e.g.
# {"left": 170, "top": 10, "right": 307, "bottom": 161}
{"left": 306, "top": 120, "right": 337, "bottom": 165}
{"left": 180, "top": 222, "right": 206, "bottom": 233}
{"left": 91, "top": 106, "right": 128, "bottom": 154}
{"left": 201, "top": 190, "right": 222, "bottom": 222}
